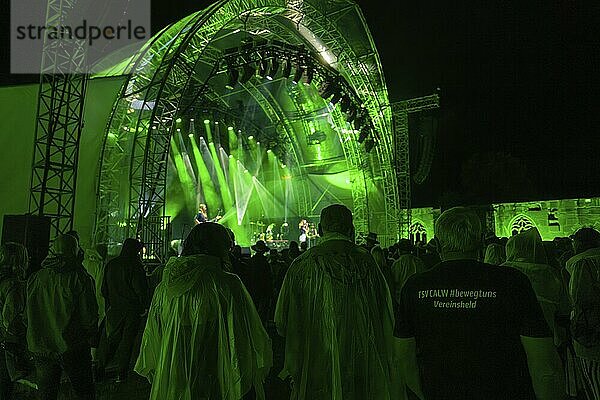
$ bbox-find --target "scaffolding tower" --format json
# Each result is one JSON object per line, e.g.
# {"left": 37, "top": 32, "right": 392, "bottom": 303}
{"left": 392, "top": 94, "right": 440, "bottom": 239}
{"left": 28, "top": 0, "right": 88, "bottom": 237}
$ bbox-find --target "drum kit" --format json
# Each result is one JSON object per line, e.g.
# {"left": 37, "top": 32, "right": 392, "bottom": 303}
{"left": 250, "top": 221, "right": 267, "bottom": 242}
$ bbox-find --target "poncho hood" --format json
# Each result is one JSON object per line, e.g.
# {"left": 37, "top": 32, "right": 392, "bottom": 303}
{"left": 506, "top": 227, "right": 547, "bottom": 265}
{"left": 162, "top": 254, "right": 228, "bottom": 297}
{"left": 136, "top": 253, "right": 272, "bottom": 400}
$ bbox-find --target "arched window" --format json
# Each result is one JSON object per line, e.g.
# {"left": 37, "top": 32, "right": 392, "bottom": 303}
{"left": 410, "top": 221, "right": 428, "bottom": 244}
{"left": 510, "top": 215, "right": 536, "bottom": 236}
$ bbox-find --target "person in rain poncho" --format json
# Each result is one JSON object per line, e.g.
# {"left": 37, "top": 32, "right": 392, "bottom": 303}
{"left": 390, "top": 254, "right": 426, "bottom": 309}
{"left": 502, "top": 228, "right": 570, "bottom": 347}
{"left": 275, "top": 204, "right": 401, "bottom": 400}
{"left": 0, "top": 243, "right": 28, "bottom": 400}
{"left": 27, "top": 234, "right": 98, "bottom": 400}
{"left": 484, "top": 243, "right": 506, "bottom": 265}
{"left": 566, "top": 228, "right": 600, "bottom": 399}
{"left": 99, "top": 238, "right": 148, "bottom": 381}
{"left": 135, "top": 222, "right": 272, "bottom": 400}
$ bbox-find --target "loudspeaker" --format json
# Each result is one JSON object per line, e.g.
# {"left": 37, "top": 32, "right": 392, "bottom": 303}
{"left": 2, "top": 215, "right": 52, "bottom": 275}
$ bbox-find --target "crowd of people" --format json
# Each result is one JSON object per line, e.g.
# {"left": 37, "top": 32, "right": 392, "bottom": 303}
{"left": 1, "top": 204, "right": 600, "bottom": 399}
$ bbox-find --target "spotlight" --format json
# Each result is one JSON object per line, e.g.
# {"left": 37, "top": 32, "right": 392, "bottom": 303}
{"left": 358, "top": 125, "right": 370, "bottom": 144}
{"left": 331, "top": 90, "right": 343, "bottom": 105}
{"left": 319, "top": 81, "right": 336, "bottom": 99}
{"left": 282, "top": 59, "right": 292, "bottom": 79}
{"left": 304, "top": 68, "right": 314, "bottom": 85}
{"left": 176, "top": 118, "right": 182, "bottom": 123}
{"left": 340, "top": 95, "right": 352, "bottom": 113}
{"left": 203, "top": 119, "right": 210, "bottom": 124}
{"left": 258, "top": 58, "right": 269, "bottom": 78}
{"left": 225, "top": 65, "right": 239, "bottom": 89}
{"left": 248, "top": 135, "right": 254, "bottom": 140}
{"left": 188, "top": 134, "right": 193, "bottom": 138}
{"left": 228, "top": 126, "right": 234, "bottom": 131}
{"left": 347, "top": 106, "right": 358, "bottom": 123}
{"left": 267, "top": 58, "right": 279, "bottom": 80}
{"left": 365, "top": 138, "right": 375, "bottom": 153}
{"left": 240, "top": 63, "right": 256, "bottom": 84}
{"left": 292, "top": 65, "right": 305, "bottom": 84}
{"left": 353, "top": 111, "right": 367, "bottom": 130}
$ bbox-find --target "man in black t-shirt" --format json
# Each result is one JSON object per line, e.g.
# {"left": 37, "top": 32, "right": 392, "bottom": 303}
{"left": 394, "top": 207, "right": 566, "bottom": 400}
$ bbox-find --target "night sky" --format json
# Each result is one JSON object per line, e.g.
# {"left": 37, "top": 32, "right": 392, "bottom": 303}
{"left": 2, "top": 0, "right": 597, "bottom": 207}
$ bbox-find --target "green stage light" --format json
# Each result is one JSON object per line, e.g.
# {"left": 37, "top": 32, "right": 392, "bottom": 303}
{"left": 228, "top": 126, "right": 234, "bottom": 131}
{"left": 266, "top": 58, "right": 279, "bottom": 80}
{"left": 190, "top": 118, "right": 194, "bottom": 122}
{"left": 292, "top": 65, "right": 304, "bottom": 84}
{"left": 267, "top": 149, "right": 272, "bottom": 153}
{"left": 188, "top": 134, "right": 193, "bottom": 138}
{"left": 176, "top": 118, "right": 182, "bottom": 123}
{"left": 248, "top": 136, "right": 254, "bottom": 140}
{"left": 203, "top": 119, "right": 210, "bottom": 124}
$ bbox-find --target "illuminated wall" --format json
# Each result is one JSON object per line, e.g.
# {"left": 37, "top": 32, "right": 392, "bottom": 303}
{"left": 411, "top": 197, "right": 600, "bottom": 242}
{"left": 493, "top": 197, "right": 600, "bottom": 240}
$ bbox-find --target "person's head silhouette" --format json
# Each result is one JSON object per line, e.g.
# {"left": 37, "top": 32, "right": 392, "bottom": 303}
{"left": 318, "top": 204, "right": 354, "bottom": 239}
{"left": 435, "top": 207, "right": 483, "bottom": 261}
{"left": 182, "top": 222, "right": 232, "bottom": 258}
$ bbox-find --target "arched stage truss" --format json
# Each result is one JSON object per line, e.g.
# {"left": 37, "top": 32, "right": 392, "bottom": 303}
{"left": 94, "top": 0, "right": 400, "bottom": 259}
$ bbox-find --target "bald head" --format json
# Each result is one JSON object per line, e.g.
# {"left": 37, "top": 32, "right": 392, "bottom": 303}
{"left": 319, "top": 204, "right": 354, "bottom": 237}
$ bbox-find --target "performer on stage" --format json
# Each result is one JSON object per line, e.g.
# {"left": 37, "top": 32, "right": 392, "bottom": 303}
{"left": 195, "top": 204, "right": 222, "bottom": 225}
{"left": 194, "top": 204, "right": 208, "bottom": 225}
{"left": 299, "top": 219, "right": 309, "bottom": 243}
{"left": 266, "top": 223, "right": 276, "bottom": 242}
{"left": 279, "top": 222, "right": 289, "bottom": 240}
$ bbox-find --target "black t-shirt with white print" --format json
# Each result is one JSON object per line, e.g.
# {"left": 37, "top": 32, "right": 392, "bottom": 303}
{"left": 394, "top": 259, "right": 551, "bottom": 400}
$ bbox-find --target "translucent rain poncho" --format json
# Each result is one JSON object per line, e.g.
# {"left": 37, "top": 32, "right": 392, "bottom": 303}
{"left": 275, "top": 232, "right": 401, "bottom": 400}
{"left": 484, "top": 243, "right": 506, "bottom": 265}
{"left": 135, "top": 254, "right": 272, "bottom": 400}
{"left": 390, "top": 254, "right": 426, "bottom": 305}
{"left": 502, "top": 228, "right": 569, "bottom": 346}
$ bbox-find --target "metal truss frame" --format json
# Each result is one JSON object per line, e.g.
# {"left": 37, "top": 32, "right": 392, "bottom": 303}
{"left": 298, "top": 1, "right": 397, "bottom": 245}
{"left": 95, "top": 0, "right": 396, "bottom": 251}
{"left": 29, "top": 0, "right": 87, "bottom": 238}
{"left": 392, "top": 94, "right": 440, "bottom": 239}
